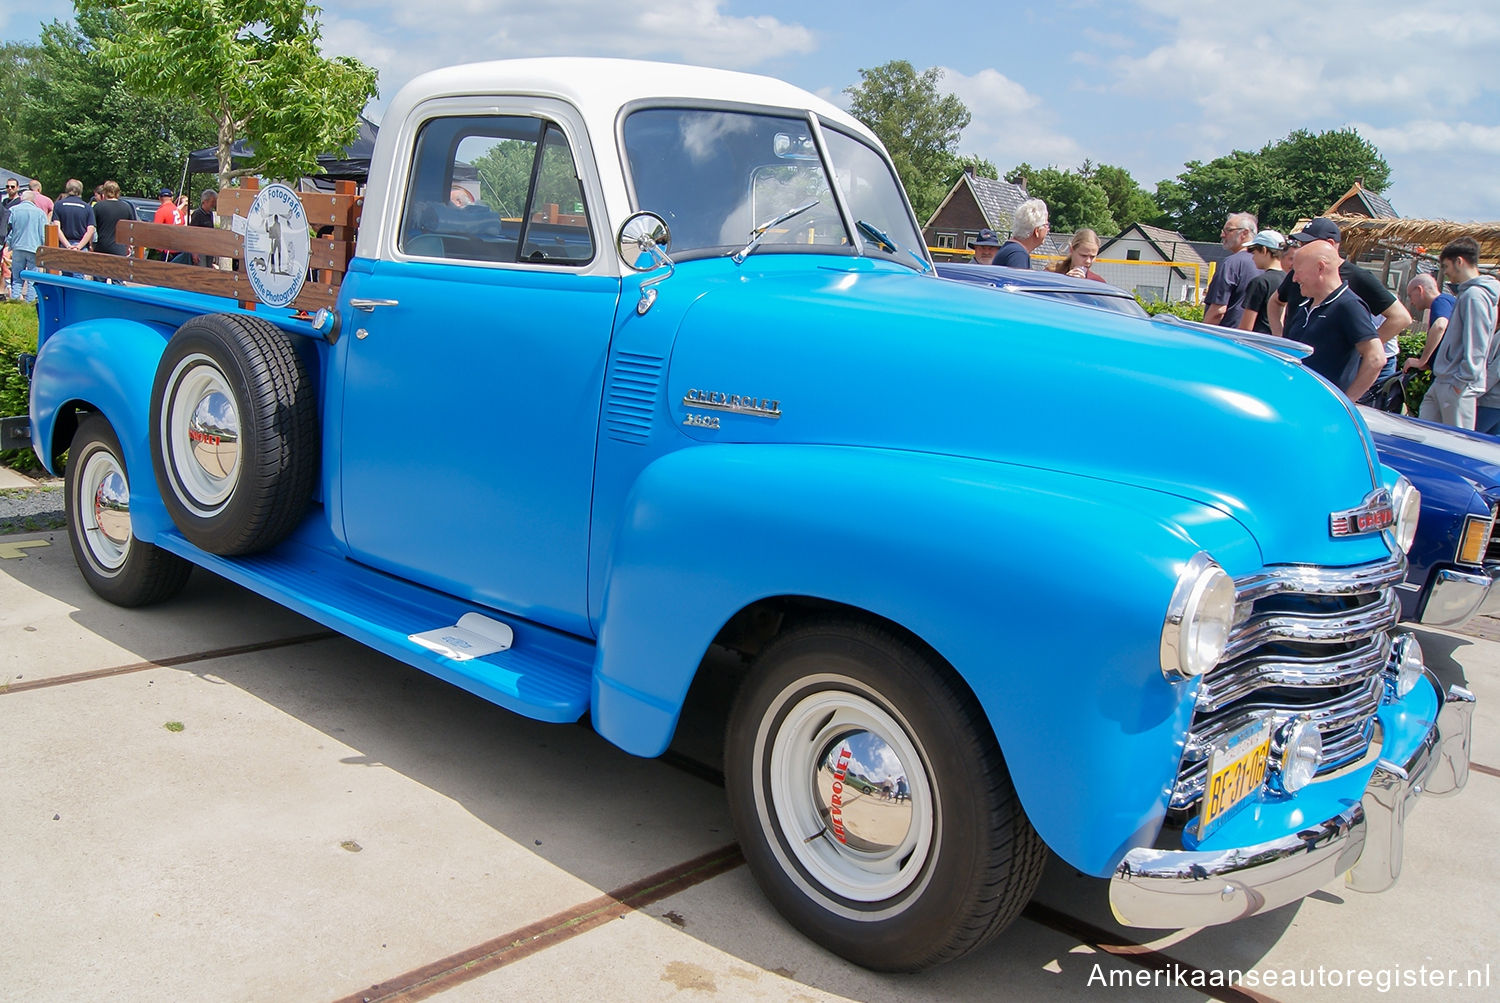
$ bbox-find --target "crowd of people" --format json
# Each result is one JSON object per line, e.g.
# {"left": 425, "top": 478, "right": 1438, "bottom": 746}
{"left": 971, "top": 196, "right": 1500, "bottom": 434}
{"left": 1204, "top": 210, "right": 1500, "bottom": 432}
{"left": 0, "top": 176, "right": 218, "bottom": 302}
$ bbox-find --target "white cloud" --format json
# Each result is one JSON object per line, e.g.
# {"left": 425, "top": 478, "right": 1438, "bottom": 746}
{"left": 1098, "top": 1, "right": 1500, "bottom": 219}
{"left": 324, "top": 0, "right": 814, "bottom": 110}
{"left": 1111, "top": 3, "right": 1500, "bottom": 126}
{"left": 939, "top": 66, "right": 1082, "bottom": 170}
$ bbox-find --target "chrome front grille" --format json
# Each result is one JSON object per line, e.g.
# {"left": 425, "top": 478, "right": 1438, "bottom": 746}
{"left": 1169, "top": 552, "right": 1406, "bottom": 815}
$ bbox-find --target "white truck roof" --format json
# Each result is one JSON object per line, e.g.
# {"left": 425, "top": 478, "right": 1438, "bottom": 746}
{"left": 360, "top": 57, "right": 884, "bottom": 260}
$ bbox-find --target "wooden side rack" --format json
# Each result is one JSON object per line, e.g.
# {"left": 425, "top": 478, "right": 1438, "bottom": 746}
{"left": 35, "top": 178, "right": 363, "bottom": 313}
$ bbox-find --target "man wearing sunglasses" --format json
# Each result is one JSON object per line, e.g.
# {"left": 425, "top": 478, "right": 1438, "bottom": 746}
{"left": 1203, "top": 212, "right": 1259, "bottom": 327}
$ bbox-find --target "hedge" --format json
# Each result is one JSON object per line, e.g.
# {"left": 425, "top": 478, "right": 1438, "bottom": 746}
{"left": 0, "top": 303, "right": 40, "bottom": 471}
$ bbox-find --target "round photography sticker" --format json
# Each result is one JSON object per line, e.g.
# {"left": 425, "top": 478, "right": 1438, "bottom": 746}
{"left": 243, "top": 183, "right": 310, "bottom": 308}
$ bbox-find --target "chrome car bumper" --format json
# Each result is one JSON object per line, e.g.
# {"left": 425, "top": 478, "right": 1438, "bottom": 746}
{"left": 1109, "top": 670, "right": 1475, "bottom": 928}
{"left": 1419, "top": 566, "right": 1496, "bottom": 627}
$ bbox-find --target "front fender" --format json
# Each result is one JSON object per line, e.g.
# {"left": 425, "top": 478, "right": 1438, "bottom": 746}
{"left": 31, "top": 318, "right": 172, "bottom": 540}
{"left": 591, "top": 443, "right": 1263, "bottom": 876}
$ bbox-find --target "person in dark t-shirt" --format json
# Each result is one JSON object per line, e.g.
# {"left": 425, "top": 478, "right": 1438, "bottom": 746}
{"left": 1237, "top": 229, "right": 1287, "bottom": 335}
{"left": 91, "top": 181, "right": 136, "bottom": 257}
{"left": 1204, "top": 212, "right": 1258, "bottom": 327}
{"left": 994, "top": 198, "right": 1049, "bottom": 270}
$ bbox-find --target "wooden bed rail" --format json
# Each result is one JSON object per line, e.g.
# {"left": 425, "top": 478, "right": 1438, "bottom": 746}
{"left": 35, "top": 178, "right": 363, "bottom": 313}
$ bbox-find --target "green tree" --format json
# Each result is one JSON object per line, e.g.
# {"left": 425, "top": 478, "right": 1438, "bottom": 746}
{"left": 0, "top": 42, "right": 40, "bottom": 170}
{"left": 93, "top": 0, "right": 378, "bottom": 191}
{"left": 1004, "top": 162, "right": 1115, "bottom": 234}
{"left": 845, "top": 60, "right": 970, "bottom": 222}
{"left": 1084, "top": 162, "right": 1158, "bottom": 232}
{"left": 16, "top": 8, "right": 213, "bottom": 197}
{"left": 1154, "top": 127, "right": 1390, "bottom": 240}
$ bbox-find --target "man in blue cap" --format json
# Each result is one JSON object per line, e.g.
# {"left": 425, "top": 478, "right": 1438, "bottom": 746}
{"left": 971, "top": 228, "right": 1001, "bottom": 266}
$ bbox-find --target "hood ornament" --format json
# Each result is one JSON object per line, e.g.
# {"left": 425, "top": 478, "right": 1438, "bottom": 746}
{"left": 1329, "top": 488, "right": 1394, "bottom": 538}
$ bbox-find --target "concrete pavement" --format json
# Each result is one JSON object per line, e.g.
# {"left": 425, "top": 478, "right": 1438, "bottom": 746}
{"left": 1, "top": 529, "right": 1496, "bottom": 1001}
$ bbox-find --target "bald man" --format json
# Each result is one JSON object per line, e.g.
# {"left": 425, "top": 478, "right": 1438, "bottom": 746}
{"left": 1402, "top": 273, "right": 1456, "bottom": 373}
{"left": 1285, "top": 240, "right": 1384, "bottom": 401}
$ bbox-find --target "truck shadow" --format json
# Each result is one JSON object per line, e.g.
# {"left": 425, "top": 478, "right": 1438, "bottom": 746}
{"left": 2, "top": 546, "right": 1389, "bottom": 1000}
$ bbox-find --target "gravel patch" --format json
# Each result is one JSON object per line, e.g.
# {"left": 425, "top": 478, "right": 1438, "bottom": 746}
{"left": 0, "top": 481, "right": 65, "bottom": 534}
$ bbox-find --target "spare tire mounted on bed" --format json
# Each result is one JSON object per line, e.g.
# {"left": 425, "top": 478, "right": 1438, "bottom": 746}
{"left": 150, "top": 313, "right": 318, "bottom": 556}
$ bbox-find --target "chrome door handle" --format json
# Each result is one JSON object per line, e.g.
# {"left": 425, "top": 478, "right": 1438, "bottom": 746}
{"left": 349, "top": 298, "right": 399, "bottom": 312}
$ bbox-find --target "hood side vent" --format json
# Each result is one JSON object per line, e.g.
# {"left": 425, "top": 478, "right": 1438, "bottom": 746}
{"left": 605, "top": 351, "right": 665, "bottom": 444}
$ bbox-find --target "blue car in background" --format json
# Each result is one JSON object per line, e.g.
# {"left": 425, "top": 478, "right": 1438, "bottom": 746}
{"left": 937, "top": 262, "right": 1500, "bottom": 630}
{"left": 1360, "top": 408, "right": 1500, "bottom": 626}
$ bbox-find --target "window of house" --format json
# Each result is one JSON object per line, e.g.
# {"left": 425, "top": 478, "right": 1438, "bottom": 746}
{"left": 400, "top": 114, "right": 594, "bottom": 266}
{"left": 937, "top": 233, "right": 956, "bottom": 249}
{"left": 1126, "top": 249, "right": 1142, "bottom": 261}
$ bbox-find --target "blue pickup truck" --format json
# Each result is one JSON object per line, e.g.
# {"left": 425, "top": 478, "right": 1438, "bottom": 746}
{"left": 7, "top": 58, "right": 1475, "bottom": 971}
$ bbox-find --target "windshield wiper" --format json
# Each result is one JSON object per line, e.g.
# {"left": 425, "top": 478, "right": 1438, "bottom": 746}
{"left": 732, "top": 199, "right": 820, "bottom": 264}
{"left": 856, "top": 219, "right": 930, "bottom": 273}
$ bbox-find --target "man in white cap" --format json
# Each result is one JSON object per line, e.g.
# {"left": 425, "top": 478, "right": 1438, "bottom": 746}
{"left": 1237, "top": 229, "right": 1287, "bottom": 335}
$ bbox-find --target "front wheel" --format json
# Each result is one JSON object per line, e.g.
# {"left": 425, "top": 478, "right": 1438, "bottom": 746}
{"left": 65, "top": 414, "right": 192, "bottom": 607}
{"left": 724, "top": 619, "right": 1046, "bottom": 972}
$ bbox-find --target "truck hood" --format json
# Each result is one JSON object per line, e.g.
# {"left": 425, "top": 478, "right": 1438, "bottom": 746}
{"left": 665, "top": 257, "right": 1391, "bottom": 568}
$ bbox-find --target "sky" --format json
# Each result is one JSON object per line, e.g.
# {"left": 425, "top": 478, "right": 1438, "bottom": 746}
{"left": 4, "top": 0, "right": 1498, "bottom": 223}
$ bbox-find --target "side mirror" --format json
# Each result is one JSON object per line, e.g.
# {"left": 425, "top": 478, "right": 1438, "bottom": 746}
{"left": 617, "top": 211, "right": 671, "bottom": 271}
{"left": 617, "top": 211, "right": 675, "bottom": 315}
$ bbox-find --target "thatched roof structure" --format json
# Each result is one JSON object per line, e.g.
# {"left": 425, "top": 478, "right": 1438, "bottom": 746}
{"left": 1328, "top": 214, "right": 1500, "bottom": 262}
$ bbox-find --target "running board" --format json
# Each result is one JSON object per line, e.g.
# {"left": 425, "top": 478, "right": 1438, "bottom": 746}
{"left": 153, "top": 527, "right": 594, "bottom": 723}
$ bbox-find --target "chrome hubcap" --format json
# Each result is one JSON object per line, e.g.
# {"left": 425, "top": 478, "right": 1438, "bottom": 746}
{"left": 164, "top": 355, "right": 240, "bottom": 513}
{"left": 814, "top": 730, "right": 916, "bottom": 856}
{"left": 763, "top": 680, "right": 935, "bottom": 904}
{"left": 78, "top": 447, "right": 131, "bottom": 572}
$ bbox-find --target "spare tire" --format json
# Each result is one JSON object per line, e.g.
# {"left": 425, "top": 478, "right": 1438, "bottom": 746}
{"left": 150, "top": 313, "right": 318, "bottom": 555}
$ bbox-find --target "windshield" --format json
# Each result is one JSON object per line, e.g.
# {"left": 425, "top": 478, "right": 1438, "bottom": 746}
{"left": 622, "top": 107, "right": 923, "bottom": 268}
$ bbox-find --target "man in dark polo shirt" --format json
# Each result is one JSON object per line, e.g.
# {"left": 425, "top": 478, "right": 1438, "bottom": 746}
{"left": 1268, "top": 218, "right": 1411, "bottom": 382}
{"left": 1285, "top": 239, "right": 1384, "bottom": 400}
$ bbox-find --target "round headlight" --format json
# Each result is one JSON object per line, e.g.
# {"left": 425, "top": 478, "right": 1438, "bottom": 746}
{"left": 1160, "top": 554, "right": 1238, "bottom": 680}
{"left": 1389, "top": 632, "right": 1424, "bottom": 699}
{"left": 1277, "top": 717, "right": 1323, "bottom": 793}
{"left": 1391, "top": 476, "right": 1420, "bottom": 554}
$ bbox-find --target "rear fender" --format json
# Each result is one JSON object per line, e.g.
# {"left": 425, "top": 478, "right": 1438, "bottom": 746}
{"left": 31, "top": 318, "right": 173, "bottom": 540}
{"left": 591, "top": 443, "right": 1262, "bottom": 876}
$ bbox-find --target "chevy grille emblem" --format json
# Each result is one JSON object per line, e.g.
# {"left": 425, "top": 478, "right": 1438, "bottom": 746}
{"left": 1329, "top": 488, "right": 1395, "bottom": 538}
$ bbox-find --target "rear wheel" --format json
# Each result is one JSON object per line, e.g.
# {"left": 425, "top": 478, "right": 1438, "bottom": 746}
{"left": 724, "top": 619, "right": 1046, "bottom": 971}
{"left": 65, "top": 414, "right": 191, "bottom": 607}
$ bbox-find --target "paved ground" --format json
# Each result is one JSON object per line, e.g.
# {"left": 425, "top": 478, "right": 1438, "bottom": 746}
{"left": 1, "top": 526, "right": 1497, "bottom": 1001}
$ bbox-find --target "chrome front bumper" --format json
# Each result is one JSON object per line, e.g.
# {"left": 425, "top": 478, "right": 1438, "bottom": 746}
{"left": 1419, "top": 566, "right": 1497, "bottom": 627}
{"left": 1109, "top": 670, "right": 1475, "bottom": 928}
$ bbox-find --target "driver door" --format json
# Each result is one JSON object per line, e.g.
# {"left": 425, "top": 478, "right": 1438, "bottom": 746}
{"left": 337, "top": 102, "right": 618, "bottom": 638}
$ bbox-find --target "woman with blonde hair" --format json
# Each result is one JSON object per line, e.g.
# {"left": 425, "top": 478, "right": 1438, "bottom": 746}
{"left": 1052, "top": 228, "right": 1105, "bottom": 282}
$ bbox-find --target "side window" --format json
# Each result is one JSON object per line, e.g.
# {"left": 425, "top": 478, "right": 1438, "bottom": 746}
{"left": 522, "top": 125, "right": 594, "bottom": 264}
{"left": 399, "top": 115, "right": 594, "bottom": 266}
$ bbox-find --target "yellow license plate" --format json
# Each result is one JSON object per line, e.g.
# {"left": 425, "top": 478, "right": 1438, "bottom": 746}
{"left": 1198, "top": 720, "right": 1273, "bottom": 839}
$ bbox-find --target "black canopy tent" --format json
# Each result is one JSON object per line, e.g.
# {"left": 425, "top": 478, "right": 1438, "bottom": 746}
{"left": 181, "top": 113, "right": 379, "bottom": 190}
